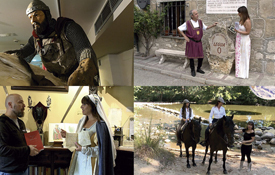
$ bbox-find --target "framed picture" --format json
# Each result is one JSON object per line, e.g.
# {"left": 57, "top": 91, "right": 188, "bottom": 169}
{"left": 11, "top": 86, "right": 68, "bottom": 92}
{"left": 48, "top": 123, "right": 78, "bottom": 142}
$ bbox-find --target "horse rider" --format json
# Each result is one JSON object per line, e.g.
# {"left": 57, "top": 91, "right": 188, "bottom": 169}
{"left": 200, "top": 97, "right": 226, "bottom": 146}
{"left": 177, "top": 99, "right": 194, "bottom": 146}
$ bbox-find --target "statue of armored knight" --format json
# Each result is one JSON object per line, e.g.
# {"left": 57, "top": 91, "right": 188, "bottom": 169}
{"left": 5, "top": 0, "right": 99, "bottom": 86}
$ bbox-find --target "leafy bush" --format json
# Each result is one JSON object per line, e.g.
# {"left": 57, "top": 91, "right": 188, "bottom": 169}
{"left": 134, "top": 6, "right": 166, "bottom": 56}
{"left": 134, "top": 114, "right": 175, "bottom": 167}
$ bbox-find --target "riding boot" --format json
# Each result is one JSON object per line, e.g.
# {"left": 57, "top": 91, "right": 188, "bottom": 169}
{"left": 247, "top": 162, "right": 252, "bottom": 172}
{"left": 176, "top": 124, "right": 182, "bottom": 146}
{"left": 200, "top": 133, "right": 208, "bottom": 146}
{"left": 238, "top": 161, "right": 244, "bottom": 170}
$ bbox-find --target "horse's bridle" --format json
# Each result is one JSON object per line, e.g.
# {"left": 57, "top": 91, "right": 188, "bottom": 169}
{"left": 210, "top": 120, "right": 230, "bottom": 145}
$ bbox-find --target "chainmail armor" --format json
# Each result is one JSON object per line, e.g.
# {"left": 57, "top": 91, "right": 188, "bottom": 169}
{"left": 65, "top": 21, "right": 98, "bottom": 69}
{"left": 9, "top": 19, "right": 97, "bottom": 70}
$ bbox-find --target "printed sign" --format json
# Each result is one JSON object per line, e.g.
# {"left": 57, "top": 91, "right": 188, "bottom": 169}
{"left": 206, "top": 0, "right": 247, "bottom": 14}
{"left": 210, "top": 33, "right": 228, "bottom": 57}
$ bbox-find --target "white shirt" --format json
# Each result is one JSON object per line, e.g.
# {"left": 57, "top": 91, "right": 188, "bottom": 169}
{"left": 179, "top": 108, "right": 194, "bottom": 121}
{"left": 209, "top": 106, "right": 226, "bottom": 124}
{"left": 178, "top": 19, "right": 208, "bottom": 31}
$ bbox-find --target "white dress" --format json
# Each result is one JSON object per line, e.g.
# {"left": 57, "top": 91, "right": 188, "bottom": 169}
{"left": 235, "top": 24, "right": 251, "bottom": 79}
{"left": 73, "top": 122, "right": 99, "bottom": 175}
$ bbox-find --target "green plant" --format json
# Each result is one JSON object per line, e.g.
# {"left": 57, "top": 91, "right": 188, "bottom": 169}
{"left": 134, "top": 115, "right": 175, "bottom": 168}
{"left": 134, "top": 6, "right": 166, "bottom": 56}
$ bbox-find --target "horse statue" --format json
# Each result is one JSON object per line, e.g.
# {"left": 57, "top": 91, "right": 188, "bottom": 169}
{"left": 202, "top": 115, "right": 234, "bottom": 174}
{"left": 176, "top": 118, "right": 202, "bottom": 168}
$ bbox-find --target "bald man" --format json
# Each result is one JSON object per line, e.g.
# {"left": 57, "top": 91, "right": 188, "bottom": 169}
{"left": 0, "top": 94, "right": 39, "bottom": 175}
{"left": 178, "top": 9, "right": 218, "bottom": 77}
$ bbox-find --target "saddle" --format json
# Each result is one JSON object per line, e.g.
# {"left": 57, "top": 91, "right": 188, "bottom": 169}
{"left": 180, "top": 122, "right": 188, "bottom": 131}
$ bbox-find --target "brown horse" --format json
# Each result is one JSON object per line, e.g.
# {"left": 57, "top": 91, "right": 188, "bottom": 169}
{"left": 202, "top": 115, "right": 234, "bottom": 174}
{"left": 177, "top": 118, "right": 202, "bottom": 168}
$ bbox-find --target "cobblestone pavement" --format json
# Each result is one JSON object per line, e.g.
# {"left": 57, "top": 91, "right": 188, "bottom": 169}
{"left": 134, "top": 55, "right": 275, "bottom": 86}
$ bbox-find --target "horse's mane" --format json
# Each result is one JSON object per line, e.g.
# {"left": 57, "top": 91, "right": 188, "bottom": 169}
{"left": 214, "top": 116, "right": 226, "bottom": 133}
{"left": 214, "top": 116, "right": 233, "bottom": 134}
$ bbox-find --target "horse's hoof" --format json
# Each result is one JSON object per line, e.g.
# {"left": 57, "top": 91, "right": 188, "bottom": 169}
{"left": 179, "top": 154, "right": 182, "bottom": 157}
{"left": 187, "top": 164, "right": 191, "bottom": 168}
{"left": 206, "top": 171, "right": 210, "bottom": 175}
{"left": 214, "top": 160, "right": 218, "bottom": 164}
{"left": 193, "top": 163, "right": 197, "bottom": 167}
{"left": 223, "top": 170, "right": 227, "bottom": 174}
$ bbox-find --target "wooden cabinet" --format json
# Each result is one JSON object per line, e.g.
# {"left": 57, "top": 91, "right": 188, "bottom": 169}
{"left": 29, "top": 147, "right": 72, "bottom": 174}
{"left": 29, "top": 147, "right": 134, "bottom": 175}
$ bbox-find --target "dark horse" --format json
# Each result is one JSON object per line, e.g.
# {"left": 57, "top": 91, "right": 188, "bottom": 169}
{"left": 202, "top": 115, "right": 234, "bottom": 175}
{"left": 177, "top": 118, "right": 202, "bottom": 168}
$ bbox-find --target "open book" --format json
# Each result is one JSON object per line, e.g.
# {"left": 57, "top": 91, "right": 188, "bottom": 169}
{"left": 64, "top": 131, "right": 91, "bottom": 151}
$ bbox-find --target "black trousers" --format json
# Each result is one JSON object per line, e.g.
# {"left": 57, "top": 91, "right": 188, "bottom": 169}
{"left": 241, "top": 144, "right": 252, "bottom": 163}
{"left": 190, "top": 58, "right": 203, "bottom": 71}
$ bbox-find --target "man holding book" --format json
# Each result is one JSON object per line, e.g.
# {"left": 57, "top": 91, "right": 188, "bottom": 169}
{"left": 0, "top": 94, "right": 39, "bottom": 175}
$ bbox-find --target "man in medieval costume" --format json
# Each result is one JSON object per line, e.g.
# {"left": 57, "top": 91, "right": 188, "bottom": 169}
{"left": 5, "top": 0, "right": 99, "bottom": 86}
{"left": 178, "top": 9, "right": 218, "bottom": 77}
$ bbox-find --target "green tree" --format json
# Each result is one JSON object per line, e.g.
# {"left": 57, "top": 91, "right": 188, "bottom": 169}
{"left": 134, "top": 6, "right": 165, "bottom": 56}
{"left": 134, "top": 86, "right": 275, "bottom": 106}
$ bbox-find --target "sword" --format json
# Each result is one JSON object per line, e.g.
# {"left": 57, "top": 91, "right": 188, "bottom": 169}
{"left": 61, "top": 86, "right": 83, "bottom": 123}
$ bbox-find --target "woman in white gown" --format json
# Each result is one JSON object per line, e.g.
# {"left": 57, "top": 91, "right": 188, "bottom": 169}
{"left": 61, "top": 94, "right": 116, "bottom": 175}
{"left": 235, "top": 6, "right": 251, "bottom": 79}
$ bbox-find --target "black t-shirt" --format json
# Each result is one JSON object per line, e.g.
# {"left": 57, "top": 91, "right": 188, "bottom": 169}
{"left": 242, "top": 129, "right": 255, "bottom": 141}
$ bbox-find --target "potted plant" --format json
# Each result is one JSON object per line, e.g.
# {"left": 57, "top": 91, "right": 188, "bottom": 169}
{"left": 165, "top": 26, "right": 170, "bottom": 36}
{"left": 172, "top": 29, "right": 177, "bottom": 36}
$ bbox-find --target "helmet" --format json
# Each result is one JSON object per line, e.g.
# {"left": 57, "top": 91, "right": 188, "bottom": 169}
{"left": 26, "top": 0, "right": 50, "bottom": 15}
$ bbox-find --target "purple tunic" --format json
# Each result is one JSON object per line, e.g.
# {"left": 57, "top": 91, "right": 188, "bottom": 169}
{"left": 185, "top": 20, "right": 204, "bottom": 59}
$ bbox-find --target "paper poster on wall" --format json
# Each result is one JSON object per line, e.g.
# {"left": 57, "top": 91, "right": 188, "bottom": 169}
{"left": 49, "top": 123, "right": 78, "bottom": 142}
{"left": 64, "top": 123, "right": 78, "bottom": 133}
{"left": 206, "top": 0, "right": 247, "bottom": 14}
{"left": 108, "top": 108, "right": 122, "bottom": 127}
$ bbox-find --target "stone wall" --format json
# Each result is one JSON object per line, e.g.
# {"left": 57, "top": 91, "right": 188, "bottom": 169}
{"left": 135, "top": 0, "right": 275, "bottom": 75}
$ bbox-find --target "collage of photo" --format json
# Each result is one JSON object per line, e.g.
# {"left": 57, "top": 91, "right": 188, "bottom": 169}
{"left": 0, "top": 0, "right": 274, "bottom": 175}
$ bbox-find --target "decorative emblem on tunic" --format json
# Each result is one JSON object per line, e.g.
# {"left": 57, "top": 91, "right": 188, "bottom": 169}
{"left": 197, "top": 31, "right": 200, "bottom": 35}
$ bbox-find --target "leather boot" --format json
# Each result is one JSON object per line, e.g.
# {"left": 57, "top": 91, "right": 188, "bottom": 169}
{"left": 191, "top": 70, "right": 196, "bottom": 77}
{"left": 197, "top": 68, "right": 205, "bottom": 74}
{"left": 247, "top": 162, "right": 252, "bottom": 172}
{"left": 200, "top": 133, "right": 209, "bottom": 146}
{"left": 238, "top": 161, "right": 244, "bottom": 170}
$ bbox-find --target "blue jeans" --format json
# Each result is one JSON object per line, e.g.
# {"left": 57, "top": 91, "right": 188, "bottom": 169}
{"left": 0, "top": 169, "right": 27, "bottom": 175}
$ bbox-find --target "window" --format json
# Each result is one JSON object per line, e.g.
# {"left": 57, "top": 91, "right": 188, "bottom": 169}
{"left": 95, "top": 0, "right": 123, "bottom": 34}
{"left": 160, "top": 1, "right": 186, "bottom": 37}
